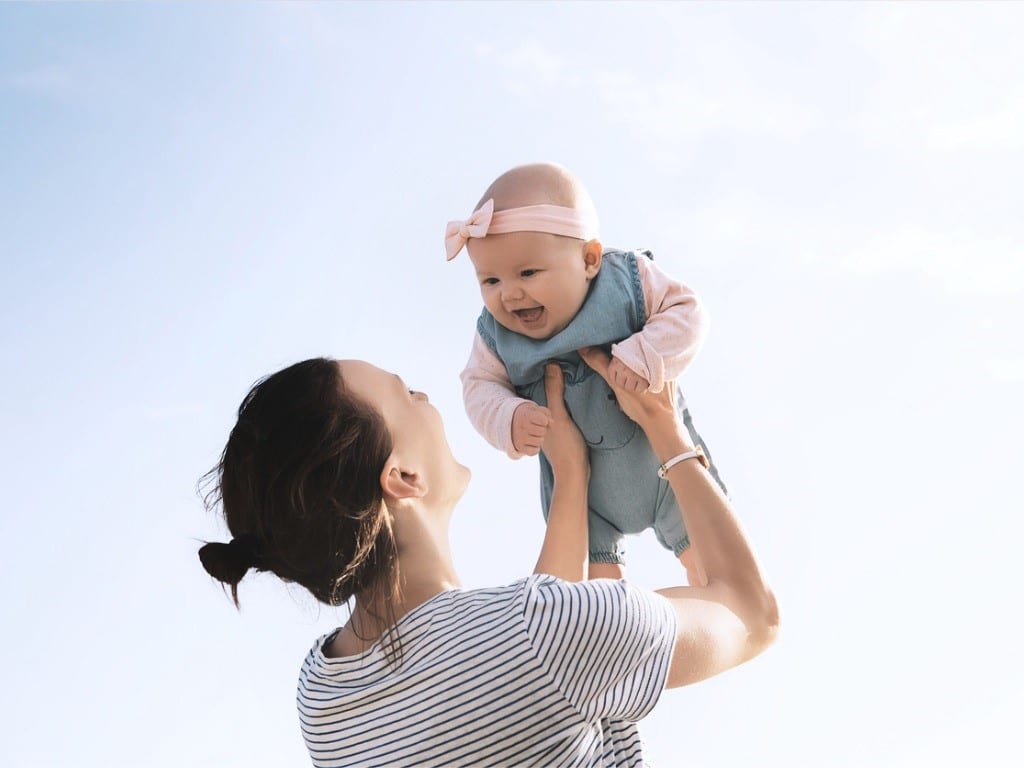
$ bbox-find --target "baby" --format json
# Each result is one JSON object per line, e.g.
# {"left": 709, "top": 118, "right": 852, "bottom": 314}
{"left": 446, "top": 163, "right": 727, "bottom": 582}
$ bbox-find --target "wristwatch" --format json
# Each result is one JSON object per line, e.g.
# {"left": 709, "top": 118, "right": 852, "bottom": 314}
{"left": 657, "top": 446, "right": 709, "bottom": 478}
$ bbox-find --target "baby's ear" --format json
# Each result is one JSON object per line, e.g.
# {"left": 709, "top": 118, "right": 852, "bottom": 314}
{"left": 583, "top": 239, "right": 603, "bottom": 278}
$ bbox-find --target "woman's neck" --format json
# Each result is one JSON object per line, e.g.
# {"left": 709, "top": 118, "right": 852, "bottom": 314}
{"left": 332, "top": 503, "right": 461, "bottom": 657}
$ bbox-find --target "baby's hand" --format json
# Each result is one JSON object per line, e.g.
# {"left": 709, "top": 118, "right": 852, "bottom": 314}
{"left": 607, "top": 357, "right": 650, "bottom": 393}
{"left": 512, "top": 401, "right": 551, "bottom": 456}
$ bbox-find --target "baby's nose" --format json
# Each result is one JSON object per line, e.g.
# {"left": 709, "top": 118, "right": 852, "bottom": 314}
{"left": 501, "top": 283, "right": 524, "bottom": 300}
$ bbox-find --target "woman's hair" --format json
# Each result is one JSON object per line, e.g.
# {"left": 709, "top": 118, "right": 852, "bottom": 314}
{"left": 198, "top": 358, "right": 402, "bottom": 647}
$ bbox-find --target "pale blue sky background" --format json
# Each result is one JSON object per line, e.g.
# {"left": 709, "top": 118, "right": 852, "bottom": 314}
{"left": 1, "top": 2, "right": 1021, "bottom": 766}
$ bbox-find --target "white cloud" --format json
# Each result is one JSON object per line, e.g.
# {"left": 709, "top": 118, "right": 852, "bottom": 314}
{"left": 474, "top": 41, "right": 582, "bottom": 103}
{"left": 680, "top": 194, "right": 1024, "bottom": 298}
{"left": 844, "top": 227, "right": 1024, "bottom": 297}
{"left": 3, "top": 59, "right": 125, "bottom": 108}
{"left": 680, "top": 192, "right": 798, "bottom": 253}
{"left": 4, "top": 66, "right": 73, "bottom": 95}
{"left": 854, "top": 4, "right": 1024, "bottom": 153}
{"left": 927, "top": 93, "right": 1024, "bottom": 152}
{"left": 475, "top": 41, "right": 580, "bottom": 90}
{"left": 986, "top": 358, "right": 1024, "bottom": 383}
{"left": 594, "top": 69, "right": 817, "bottom": 145}
{"left": 475, "top": 39, "right": 820, "bottom": 154}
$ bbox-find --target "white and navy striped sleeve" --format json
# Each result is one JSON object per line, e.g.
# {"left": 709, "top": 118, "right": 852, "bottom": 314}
{"left": 522, "top": 575, "right": 677, "bottom": 724}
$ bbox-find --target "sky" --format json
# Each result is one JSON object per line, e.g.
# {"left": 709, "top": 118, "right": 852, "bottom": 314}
{"left": 1, "top": 2, "right": 1022, "bottom": 766}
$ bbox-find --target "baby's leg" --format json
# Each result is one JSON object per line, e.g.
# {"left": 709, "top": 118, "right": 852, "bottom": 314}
{"left": 587, "top": 510, "right": 627, "bottom": 580}
{"left": 679, "top": 547, "right": 708, "bottom": 587}
{"left": 654, "top": 492, "right": 707, "bottom": 586}
{"left": 589, "top": 562, "right": 626, "bottom": 580}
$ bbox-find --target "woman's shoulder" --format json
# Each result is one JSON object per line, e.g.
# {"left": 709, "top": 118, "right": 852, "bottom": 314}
{"left": 521, "top": 576, "right": 676, "bottom": 644}
{"left": 521, "top": 573, "right": 665, "bottom": 607}
{"left": 426, "top": 575, "right": 546, "bottom": 615}
{"left": 472, "top": 573, "right": 673, "bottom": 617}
{"left": 519, "top": 576, "right": 677, "bottom": 721}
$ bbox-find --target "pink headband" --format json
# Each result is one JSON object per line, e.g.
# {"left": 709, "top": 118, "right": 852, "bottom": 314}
{"left": 444, "top": 198, "right": 600, "bottom": 261}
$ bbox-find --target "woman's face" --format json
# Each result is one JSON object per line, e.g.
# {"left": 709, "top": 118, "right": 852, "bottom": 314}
{"left": 336, "top": 360, "right": 470, "bottom": 506}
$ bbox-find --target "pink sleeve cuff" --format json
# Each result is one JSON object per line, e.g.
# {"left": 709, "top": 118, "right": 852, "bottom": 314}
{"left": 610, "top": 253, "right": 708, "bottom": 393}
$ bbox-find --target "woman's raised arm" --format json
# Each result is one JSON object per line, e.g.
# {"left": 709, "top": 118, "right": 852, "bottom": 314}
{"left": 532, "top": 363, "right": 590, "bottom": 582}
{"left": 580, "top": 347, "right": 779, "bottom": 689}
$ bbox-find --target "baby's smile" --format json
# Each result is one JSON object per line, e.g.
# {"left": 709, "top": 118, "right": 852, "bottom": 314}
{"left": 512, "top": 306, "right": 545, "bottom": 327}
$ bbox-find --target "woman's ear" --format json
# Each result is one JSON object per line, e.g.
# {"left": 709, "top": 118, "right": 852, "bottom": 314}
{"left": 380, "top": 461, "right": 428, "bottom": 502}
{"left": 583, "top": 239, "right": 603, "bottom": 279}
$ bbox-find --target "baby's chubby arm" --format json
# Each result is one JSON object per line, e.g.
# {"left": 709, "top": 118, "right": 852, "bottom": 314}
{"left": 611, "top": 254, "right": 709, "bottom": 393}
{"left": 461, "top": 332, "right": 550, "bottom": 458}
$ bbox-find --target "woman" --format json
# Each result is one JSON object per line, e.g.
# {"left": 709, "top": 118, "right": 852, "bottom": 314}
{"left": 199, "top": 348, "right": 778, "bottom": 767}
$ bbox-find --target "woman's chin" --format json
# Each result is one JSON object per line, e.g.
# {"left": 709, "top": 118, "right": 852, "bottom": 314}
{"left": 435, "top": 458, "right": 472, "bottom": 507}
{"left": 455, "top": 463, "right": 472, "bottom": 493}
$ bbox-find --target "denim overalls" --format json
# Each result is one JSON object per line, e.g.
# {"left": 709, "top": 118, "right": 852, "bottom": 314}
{"left": 477, "top": 249, "right": 727, "bottom": 564}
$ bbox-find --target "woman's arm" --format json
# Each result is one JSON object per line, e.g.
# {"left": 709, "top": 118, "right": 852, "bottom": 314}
{"left": 533, "top": 364, "right": 589, "bottom": 582}
{"left": 580, "top": 347, "right": 779, "bottom": 689}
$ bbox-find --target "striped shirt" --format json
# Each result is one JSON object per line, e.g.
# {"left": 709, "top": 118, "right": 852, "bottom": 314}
{"left": 297, "top": 575, "right": 677, "bottom": 767}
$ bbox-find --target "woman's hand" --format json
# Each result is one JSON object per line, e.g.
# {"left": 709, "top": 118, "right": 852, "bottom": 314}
{"left": 578, "top": 347, "right": 689, "bottom": 460}
{"left": 540, "top": 363, "right": 589, "bottom": 483}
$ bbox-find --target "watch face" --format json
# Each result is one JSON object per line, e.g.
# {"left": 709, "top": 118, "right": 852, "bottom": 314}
{"left": 696, "top": 446, "right": 709, "bottom": 469}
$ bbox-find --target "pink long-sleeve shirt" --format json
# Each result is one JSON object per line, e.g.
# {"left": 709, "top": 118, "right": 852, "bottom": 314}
{"left": 461, "top": 252, "right": 708, "bottom": 458}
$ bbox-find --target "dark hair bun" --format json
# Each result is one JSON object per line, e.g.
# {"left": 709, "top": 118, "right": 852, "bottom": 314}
{"left": 198, "top": 534, "right": 265, "bottom": 596}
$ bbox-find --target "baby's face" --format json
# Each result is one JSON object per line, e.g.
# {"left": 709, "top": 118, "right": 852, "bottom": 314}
{"left": 468, "top": 231, "right": 600, "bottom": 340}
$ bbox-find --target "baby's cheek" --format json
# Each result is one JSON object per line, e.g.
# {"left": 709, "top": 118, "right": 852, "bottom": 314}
{"left": 480, "top": 291, "right": 499, "bottom": 311}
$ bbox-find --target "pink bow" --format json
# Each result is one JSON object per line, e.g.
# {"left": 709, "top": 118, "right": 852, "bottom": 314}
{"left": 444, "top": 198, "right": 494, "bottom": 261}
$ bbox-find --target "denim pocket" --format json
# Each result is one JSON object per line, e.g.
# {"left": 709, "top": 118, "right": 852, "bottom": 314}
{"left": 563, "top": 382, "right": 638, "bottom": 451}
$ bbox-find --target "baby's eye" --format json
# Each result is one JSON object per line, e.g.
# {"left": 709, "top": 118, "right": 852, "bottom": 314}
{"left": 482, "top": 277, "right": 499, "bottom": 286}
{"left": 520, "top": 269, "right": 538, "bottom": 278}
